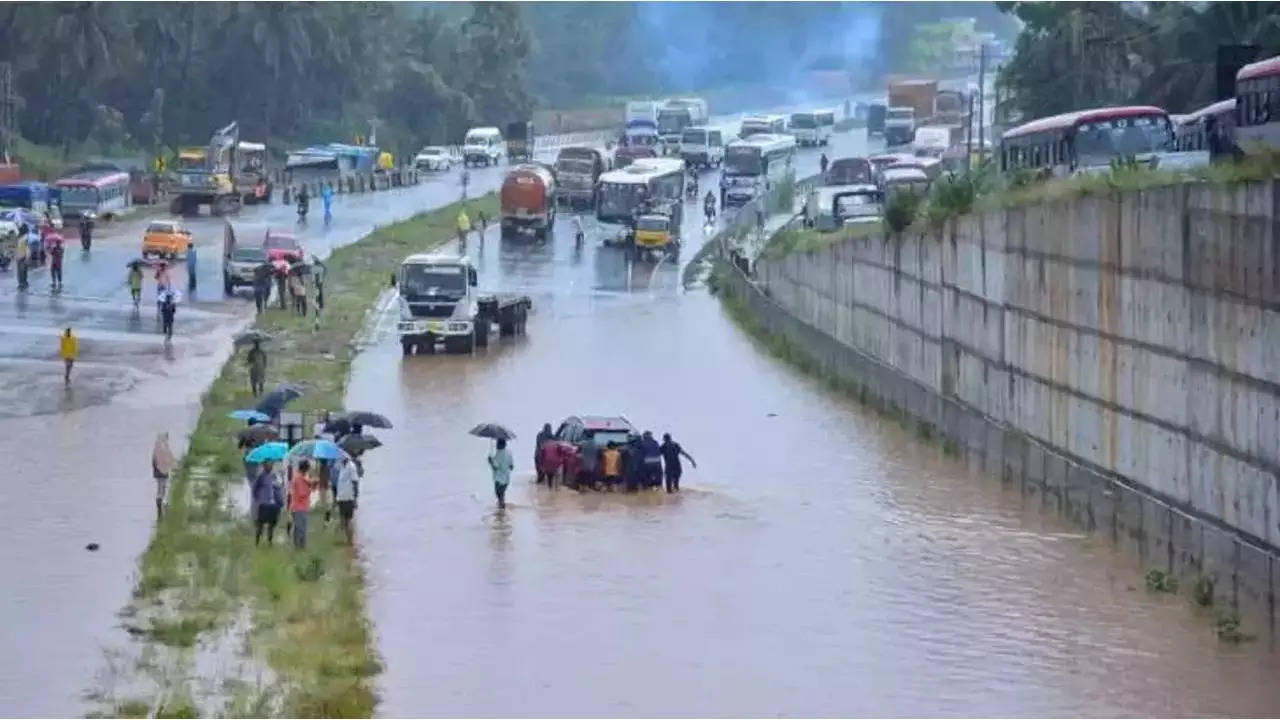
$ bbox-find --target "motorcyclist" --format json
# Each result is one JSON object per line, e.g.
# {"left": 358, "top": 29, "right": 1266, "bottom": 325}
{"left": 296, "top": 187, "right": 310, "bottom": 220}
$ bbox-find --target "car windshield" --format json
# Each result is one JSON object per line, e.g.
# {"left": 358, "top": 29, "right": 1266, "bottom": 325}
{"left": 888, "top": 109, "right": 914, "bottom": 120}
{"left": 419, "top": 148, "right": 442, "bottom": 156}
{"left": 556, "top": 159, "right": 595, "bottom": 175}
{"left": 836, "top": 193, "right": 879, "bottom": 215}
{"left": 401, "top": 264, "right": 466, "bottom": 295}
{"left": 740, "top": 123, "right": 768, "bottom": 137}
{"left": 60, "top": 186, "right": 97, "bottom": 206}
{"left": 1074, "top": 115, "right": 1172, "bottom": 166}
{"left": 464, "top": 133, "right": 489, "bottom": 145}
{"left": 828, "top": 160, "right": 873, "bottom": 184}
{"left": 147, "top": 222, "right": 176, "bottom": 233}
{"left": 264, "top": 234, "right": 297, "bottom": 250}
{"left": 232, "top": 247, "right": 267, "bottom": 263}
{"left": 636, "top": 216, "right": 668, "bottom": 231}
{"left": 682, "top": 129, "right": 706, "bottom": 144}
{"left": 585, "top": 429, "right": 631, "bottom": 446}
{"left": 657, "top": 112, "right": 686, "bottom": 133}
{"left": 790, "top": 115, "right": 816, "bottom": 129}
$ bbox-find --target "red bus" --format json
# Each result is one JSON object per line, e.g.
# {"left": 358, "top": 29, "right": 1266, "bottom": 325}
{"left": 1235, "top": 54, "right": 1280, "bottom": 152}
{"left": 1000, "top": 105, "right": 1206, "bottom": 176}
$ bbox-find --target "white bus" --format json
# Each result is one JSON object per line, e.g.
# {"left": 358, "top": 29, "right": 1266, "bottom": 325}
{"left": 679, "top": 126, "right": 726, "bottom": 169}
{"left": 720, "top": 133, "right": 796, "bottom": 207}
{"left": 790, "top": 109, "right": 835, "bottom": 146}
{"left": 1000, "top": 105, "right": 1208, "bottom": 177}
{"left": 739, "top": 114, "right": 787, "bottom": 139}
{"left": 596, "top": 157, "right": 686, "bottom": 227}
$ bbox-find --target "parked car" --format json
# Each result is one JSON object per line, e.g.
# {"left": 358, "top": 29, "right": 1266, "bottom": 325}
{"left": 223, "top": 245, "right": 268, "bottom": 295}
{"left": 414, "top": 146, "right": 455, "bottom": 171}
{"left": 262, "top": 229, "right": 303, "bottom": 262}
{"left": 142, "top": 220, "right": 192, "bottom": 259}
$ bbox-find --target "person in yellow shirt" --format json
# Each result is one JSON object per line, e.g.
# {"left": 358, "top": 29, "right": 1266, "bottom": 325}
{"left": 59, "top": 327, "right": 78, "bottom": 384}
{"left": 456, "top": 208, "right": 471, "bottom": 247}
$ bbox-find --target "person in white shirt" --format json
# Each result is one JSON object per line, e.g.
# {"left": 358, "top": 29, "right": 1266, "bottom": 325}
{"left": 335, "top": 456, "right": 360, "bottom": 544}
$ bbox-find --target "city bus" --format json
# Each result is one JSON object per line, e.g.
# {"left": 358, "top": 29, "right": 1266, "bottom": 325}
{"left": 1174, "top": 98, "right": 1236, "bottom": 154}
{"left": 720, "top": 133, "right": 796, "bottom": 207}
{"left": 596, "top": 157, "right": 686, "bottom": 227}
{"left": 1235, "top": 54, "right": 1280, "bottom": 153}
{"left": 789, "top": 109, "right": 835, "bottom": 146}
{"left": 999, "top": 105, "right": 1207, "bottom": 177}
{"left": 55, "top": 169, "right": 132, "bottom": 219}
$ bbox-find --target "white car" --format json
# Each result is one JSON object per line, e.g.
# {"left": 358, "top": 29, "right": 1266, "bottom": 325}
{"left": 414, "top": 147, "right": 455, "bottom": 171}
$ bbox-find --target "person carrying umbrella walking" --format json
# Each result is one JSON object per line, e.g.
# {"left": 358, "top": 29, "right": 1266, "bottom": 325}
{"left": 127, "top": 262, "right": 144, "bottom": 307}
{"left": 275, "top": 262, "right": 289, "bottom": 310}
{"left": 252, "top": 460, "right": 284, "bottom": 545}
{"left": 253, "top": 264, "right": 273, "bottom": 314}
{"left": 159, "top": 289, "right": 177, "bottom": 341}
{"left": 489, "top": 438, "right": 514, "bottom": 509}
{"left": 59, "top": 327, "right": 78, "bottom": 385}
{"left": 152, "top": 432, "right": 175, "bottom": 520}
{"left": 49, "top": 236, "right": 64, "bottom": 291}
{"left": 245, "top": 340, "right": 267, "bottom": 396}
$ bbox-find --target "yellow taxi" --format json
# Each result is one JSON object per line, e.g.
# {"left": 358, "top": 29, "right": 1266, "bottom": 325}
{"left": 142, "top": 220, "right": 192, "bottom": 259}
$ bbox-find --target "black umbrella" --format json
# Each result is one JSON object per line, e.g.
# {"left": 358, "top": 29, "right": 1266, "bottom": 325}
{"left": 252, "top": 263, "right": 275, "bottom": 281}
{"left": 340, "top": 410, "right": 393, "bottom": 429}
{"left": 338, "top": 432, "right": 382, "bottom": 455}
{"left": 126, "top": 258, "right": 149, "bottom": 269}
{"left": 234, "top": 330, "right": 274, "bottom": 348}
{"left": 469, "top": 422, "right": 516, "bottom": 441}
{"left": 238, "top": 424, "right": 279, "bottom": 445}
{"left": 323, "top": 416, "right": 352, "bottom": 436}
{"left": 289, "top": 261, "right": 311, "bottom": 276}
{"left": 255, "top": 382, "right": 304, "bottom": 418}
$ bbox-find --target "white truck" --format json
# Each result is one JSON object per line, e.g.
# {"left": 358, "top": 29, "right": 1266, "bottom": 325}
{"left": 884, "top": 107, "right": 916, "bottom": 147}
{"left": 657, "top": 98, "right": 710, "bottom": 155}
{"left": 395, "top": 253, "right": 532, "bottom": 355}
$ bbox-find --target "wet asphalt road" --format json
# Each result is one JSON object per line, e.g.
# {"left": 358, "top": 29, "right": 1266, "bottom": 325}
{"left": 347, "top": 131, "right": 1280, "bottom": 716}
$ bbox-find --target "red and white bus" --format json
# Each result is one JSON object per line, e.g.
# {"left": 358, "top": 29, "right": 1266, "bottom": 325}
{"left": 1234, "top": 54, "right": 1280, "bottom": 152}
{"left": 1174, "top": 98, "right": 1236, "bottom": 155}
{"left": 1000, "top": 105, "right": 1207, "bottom": 176}
{"left": 54, "top": 169, "right": 132, "bottom": 219}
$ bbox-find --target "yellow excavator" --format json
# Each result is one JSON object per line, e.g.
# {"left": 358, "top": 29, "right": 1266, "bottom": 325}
{"left": 167, "top": 121, "right": 242, "bottom": 216}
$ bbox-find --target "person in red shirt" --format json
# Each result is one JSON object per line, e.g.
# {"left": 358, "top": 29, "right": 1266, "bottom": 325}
{"left": 289, "top": 460, "right": 318, "bottom": 549}
{"left": 47, "top": 234, "right": 64, "bottom": 291}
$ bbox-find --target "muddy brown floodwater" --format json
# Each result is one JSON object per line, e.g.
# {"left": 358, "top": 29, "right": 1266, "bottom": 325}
{"left": 345, "top": 134, "right": 1280, "bottom": 717}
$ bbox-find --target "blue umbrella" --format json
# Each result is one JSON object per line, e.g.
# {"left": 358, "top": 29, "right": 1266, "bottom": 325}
{"left": 245, "top": 442, "right": 289, "bottom": 463}
{"left": 229, "top": 409, "right": 271, "bottom": 422}
{"left": 286, "top": 439, "right": 345, "bottom": 461}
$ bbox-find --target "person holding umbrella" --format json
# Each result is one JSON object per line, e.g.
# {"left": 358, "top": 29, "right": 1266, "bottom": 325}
{"left": 252, "top": 460, "right": 284, "bottom": 546}
{"left": 252, "top": 263, "right": 273, "bottom": 314}
{"left": 489, "top": 438, "right": 514, "bottom": 509}
{"left": 127, "top": 261, "right": 145, "bottom": 307}
{"left": 245, "top": 340, "right": 267, "bottom": 396}
{"left": 274, "top": 261, "right": 289, "bottom": 310}
{"left": 159, "top": 289, "right": 177, "bottom": 341}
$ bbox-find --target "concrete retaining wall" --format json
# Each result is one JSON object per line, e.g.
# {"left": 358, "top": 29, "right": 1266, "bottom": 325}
{"left": 742, "top": 180, "right": 1280, "bottom": 629}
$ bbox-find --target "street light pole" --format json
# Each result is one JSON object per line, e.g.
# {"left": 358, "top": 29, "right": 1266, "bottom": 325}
{"left": 977, "top": 43, "right": 987, "bottom": 163}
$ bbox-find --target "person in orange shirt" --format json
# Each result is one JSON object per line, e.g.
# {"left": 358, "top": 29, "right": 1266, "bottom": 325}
{"left": 289, "top": 460, "right": 318, "bottom": 549}
{"left": 601, "top": 442, "right": 622, "bottom": 490}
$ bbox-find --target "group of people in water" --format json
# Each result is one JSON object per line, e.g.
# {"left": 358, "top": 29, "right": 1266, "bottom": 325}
{"left": 532, "top": 424, "right": 696, "bottom": 495}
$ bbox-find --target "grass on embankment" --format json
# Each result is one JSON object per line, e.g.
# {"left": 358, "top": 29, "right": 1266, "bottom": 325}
{"left": 111, "top": 193, "right": 498, "bottom": 717}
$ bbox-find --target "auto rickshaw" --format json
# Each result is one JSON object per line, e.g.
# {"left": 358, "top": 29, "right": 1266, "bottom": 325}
{"left": 632, "top": 212, "right": 678, "bottom": 261}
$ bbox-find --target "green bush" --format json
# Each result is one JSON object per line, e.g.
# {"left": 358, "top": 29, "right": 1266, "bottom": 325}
{"left": 883, "top": 189, "right": 922, "bottom": 235}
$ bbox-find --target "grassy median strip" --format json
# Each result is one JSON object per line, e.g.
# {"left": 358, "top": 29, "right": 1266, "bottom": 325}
{"left": 104, "top": 194, "right": 498, "bottom": 718}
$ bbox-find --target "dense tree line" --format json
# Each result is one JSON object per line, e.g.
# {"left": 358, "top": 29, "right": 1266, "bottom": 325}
{"left": 0, "top": 2, "right": 532, "bottom": 156}
{"left": 0, "top": 1, "right": 1011, "bottom": 158}
{"left": 997, "top": 2, "right": 1280, "bottom": 124}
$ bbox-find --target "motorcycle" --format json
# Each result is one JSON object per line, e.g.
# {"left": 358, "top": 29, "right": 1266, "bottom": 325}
{"left": 686, "top": 182, "right": 699, "bottom": 201}
{"left": 297, "top": 197, "right": 309, "bottom": 223}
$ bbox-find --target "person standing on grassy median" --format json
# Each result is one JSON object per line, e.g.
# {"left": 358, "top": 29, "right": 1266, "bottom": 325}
{"left": 245, "top": 340, "right": 267, "bottom": 396}
{"left": 335, "top": 455, "right": 359, "bottom": 543}
{"left": 253, "top": 460, "right": 283, "bottom": 546}
{"left": 488, "top": 438, "right": 514, "bottom": 509}
{"left": 456, "top": 207, "right": 471, "bottom": 247}
{"left": 59, "top": 327, "right": 78, "bottom": 385}
{"left": 288, "top": 459, "right": 318, "bottom": 549}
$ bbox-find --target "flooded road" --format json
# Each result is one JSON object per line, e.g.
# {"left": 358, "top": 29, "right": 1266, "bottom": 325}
{"left": 0, "top": 159, "right": 516, "bottom": 715}
{"left": 348, "top": 130, "right": 1280, "bottom": 716}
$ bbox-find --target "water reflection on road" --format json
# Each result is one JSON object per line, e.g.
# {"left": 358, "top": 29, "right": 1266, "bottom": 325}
{"left": 348, "top": 135, "right": 1280, "bottom": 716}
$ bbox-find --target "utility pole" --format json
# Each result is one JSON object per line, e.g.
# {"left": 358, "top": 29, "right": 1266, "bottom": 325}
{"left": 0, "top": 62, "right": 15, "bottom": 165}
{"left": 965, "top": 93, "right": 975, "bottom": 172}
{"left": 977, "top": 43, "right": 987, "bottom": 163}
